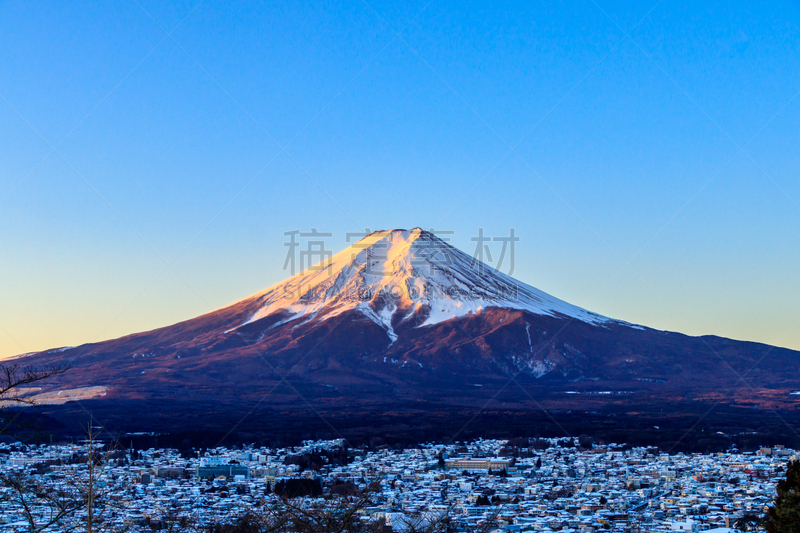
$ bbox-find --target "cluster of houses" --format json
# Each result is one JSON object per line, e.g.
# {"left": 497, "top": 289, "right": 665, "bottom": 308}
{"left": 0, "top": 437, "right": 793, "bottom": 532}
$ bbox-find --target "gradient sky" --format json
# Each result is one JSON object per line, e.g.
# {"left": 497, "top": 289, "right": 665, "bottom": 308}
{"left": 1, "top": 0, "right": 799, "bottom": 359}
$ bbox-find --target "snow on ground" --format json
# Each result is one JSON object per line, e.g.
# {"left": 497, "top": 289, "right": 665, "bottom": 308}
{"left": 236, "top": 228, "right": 634, "bottom": 337}
{"left": 0, "top": 386, "right": 109, "bottom": 406}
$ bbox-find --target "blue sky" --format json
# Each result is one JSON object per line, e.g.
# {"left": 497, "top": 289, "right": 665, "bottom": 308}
{"left": 1, "top": 0, "right": 799, "bottom": 357}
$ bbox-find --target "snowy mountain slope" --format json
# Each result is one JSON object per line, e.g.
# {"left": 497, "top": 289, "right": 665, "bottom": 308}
{"left": 240, "top": 228, "right": 615, "bottom": 341}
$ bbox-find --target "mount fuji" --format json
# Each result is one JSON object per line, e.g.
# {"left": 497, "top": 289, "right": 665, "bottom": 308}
{"left": 9, "top": 228, "right": 800, "bottom": 440}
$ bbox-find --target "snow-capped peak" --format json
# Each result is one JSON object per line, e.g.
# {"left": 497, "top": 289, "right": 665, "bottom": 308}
{"left": 240, "top": 228, "right": 610, "bottom": 339}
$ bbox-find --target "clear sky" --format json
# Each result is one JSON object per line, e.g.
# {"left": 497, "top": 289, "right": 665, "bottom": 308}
{"left": 1, "top": 0, "right": 799, "bottom": 358}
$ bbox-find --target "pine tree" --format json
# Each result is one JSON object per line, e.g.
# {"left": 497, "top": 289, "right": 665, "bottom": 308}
{"left": 766, "top": 460, "right": 800, "bottom": 533}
